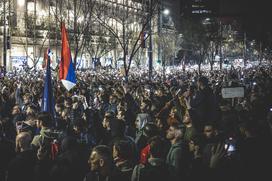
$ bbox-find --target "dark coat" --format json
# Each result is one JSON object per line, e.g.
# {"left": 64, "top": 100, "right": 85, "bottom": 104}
{"left": 84, "top": 167, "right": 127, "bottom": 181}
{"left": 131, "top": 158, "right": 171, "bottom": 181}
{"left": 115, "top": 159, "right": 133, "bottom": 181}
{"left": 0, "top": 137, "right": 15, "bottom": 181}
{"left": 190, "top": 86, "right": 218, "bottom": 130}
{"left": 34, "top": 159, "right": 54, "bottom": 181}
{"left": 50, "top": 149, "right": 89, "bottom": 181}
{"left": 166, "top": 140, "right": 190, "bottom": 180}
{"left": 6, "top": 150, "right": 37, "bottom": 181}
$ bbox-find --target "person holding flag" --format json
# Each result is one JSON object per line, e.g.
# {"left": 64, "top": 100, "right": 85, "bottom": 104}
{"left": 42, "top": 48, "right": 51, "bottom": 69}
{"left": 59, "top": 22, "right": 77, "bottom": 91}
{"left": 41, "top": 48, "right": 56, "bottom": 120}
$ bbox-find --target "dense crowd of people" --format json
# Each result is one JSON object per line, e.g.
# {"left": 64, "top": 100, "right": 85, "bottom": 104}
{"left": 1, "top": 65, "right": 272, "bottom": 181}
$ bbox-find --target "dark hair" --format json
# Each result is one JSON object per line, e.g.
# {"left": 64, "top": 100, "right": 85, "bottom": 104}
{"left": 149, "top": 136, "right": 165, "bottom": 158}
{"left": 110, "top": 119, "right": 125, "bottom": 137}
{"left": 93, "top": 145, "right": 112, "bottom": 162}
{"left": 113, "top": 140, "right": 132, "bottom": 160}
{"left": 37, "top": 112, "right": 52, "bottom": 127}
{"left": 169, "top": 121, "right": 185, "bottom": 133}
{"left": 143, "top": 123, "right": 159, "bottom": 138}
{"left": 61, "top": 136, "right": 77, "bottom": 152}
{"left": 167, "top": 117, "right": 179, "bottom": 126}
{"left": 189, "top": 85, "right": 197, "bottom": 92}
{"left": 73, "top": 118, "right": 86, "bottom": 130}
{"left": 65, "top": 97, "right": 72, "bottom": 105}
{"left": 198, "top": 76, "right": 209, "bottom": 86}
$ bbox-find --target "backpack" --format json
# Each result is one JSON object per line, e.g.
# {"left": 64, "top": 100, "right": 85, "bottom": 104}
{"left": 40, "top": 135, "right": 60, "bottom": 160}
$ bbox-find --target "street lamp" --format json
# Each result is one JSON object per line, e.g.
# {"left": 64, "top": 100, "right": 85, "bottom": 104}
{"left": 158, "top": 6, "right": 170, "bottom": 80}
{"left": 163, "top": 8, "right": 170, "bottom": 16}
{"left": 3, "top": 0, "right": 7, "bottom": 76}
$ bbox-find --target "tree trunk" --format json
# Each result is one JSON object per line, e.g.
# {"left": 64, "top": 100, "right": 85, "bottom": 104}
{"left": 73, "top": 0, "right": 77, "bottom": 69}
{"left": 210, "top": 62, "right": 213, "bottom": 71}
{"left": 259, "top": 42, "right": 262, "bottom": 65}
{"left": 123, "top": 48, "right": 127, "bottom": 78}
{"left": 182, "top": 53, "right": 186, "bottom": 72}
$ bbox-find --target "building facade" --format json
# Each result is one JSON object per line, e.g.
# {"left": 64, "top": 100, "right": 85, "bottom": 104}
{"left": 180, "top": 0, "right": 220, "bottom": 17}
{"left": 0, "top": 0, "right": 159, "bottom": 71}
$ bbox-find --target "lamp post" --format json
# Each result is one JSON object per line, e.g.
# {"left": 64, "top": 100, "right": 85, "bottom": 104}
{"left": 163, "top": 8, "right": 170, "bottom": 75}
{"left": 24, "top": 0, "right": 28, "bottom": 67}
{"left": 3, "top": 0, "right": 7, "bottom": 76}
{"left": 148, "top": 0, "right": 153, "bottom": 81}
{"left": 158, "top": 0, "right": 170, "bottom": 80}
{"left": 243, "top": 32, "right": 247, "bottom": 67}
{"left": 219, "top": 20, "right": 223, "bottom": 70}
{"left": 158, "top": 0, "right": 162, "bottom": 71}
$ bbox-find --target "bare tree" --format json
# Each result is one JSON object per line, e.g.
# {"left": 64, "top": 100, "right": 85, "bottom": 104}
{"left": 48, "top": 0, "right": 95, "bottom": 69}
{"left": 207, "top": 41, "right": 216, "bottom": 70}
{"left": 14, "top": 2, "right": 51, "bottom": 71}
{"left": 92, "top": 0, "right": 159, "bottom": 79}
{"left": 154, "top": 28, "right": 180, "bottom": 76}
{"left": 24, "top": 13, "right": 51, "bottom": 70}
{"left": 85, "top": 27, "right": 117, "bottom": 67}
{"left": 17, "top": 32, "right": 50, "bottom": 70}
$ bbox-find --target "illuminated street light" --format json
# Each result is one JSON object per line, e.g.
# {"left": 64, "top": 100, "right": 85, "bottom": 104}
{"left": 163, "top": 9, "right": 170, "bottom": 16}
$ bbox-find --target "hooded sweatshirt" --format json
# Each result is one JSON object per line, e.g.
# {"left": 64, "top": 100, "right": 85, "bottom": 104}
{"left": 31, "top": 127, "right": 58, "bottom": 148}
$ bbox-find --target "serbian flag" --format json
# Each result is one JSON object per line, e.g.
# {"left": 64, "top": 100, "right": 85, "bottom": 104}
{"left": 59, "top": 22, "right": 76, "bottom": 91}
{"left": 41, "top": 49, "right": 56, "bottom": 120}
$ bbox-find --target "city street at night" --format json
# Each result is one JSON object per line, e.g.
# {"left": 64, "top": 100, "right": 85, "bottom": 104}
{"left": 1, "top": 1, "right": 272, "bottom": 181}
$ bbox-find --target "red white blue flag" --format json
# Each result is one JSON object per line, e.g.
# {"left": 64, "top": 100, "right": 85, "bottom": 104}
{"left": 59, "top": 22, "right": 76, "bottom": 91}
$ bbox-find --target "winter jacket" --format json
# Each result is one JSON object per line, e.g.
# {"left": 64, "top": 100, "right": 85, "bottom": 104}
{"left": 166, "top": 140, "right": 190, "bottom": 180}
{"left": 31, "top": 127, "right": 59, "bottom": 149}
{"left": 6, "top": 150, "right": 37, "bottom": 181}
{"left": 131, "top": 158, "right": 171, "bottom": 181}
{"left": 84, "top": 167, "right": 127, "bottom": 181}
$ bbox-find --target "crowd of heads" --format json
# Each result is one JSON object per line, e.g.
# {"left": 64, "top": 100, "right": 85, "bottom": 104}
{"left": 1, "top": 65, "right": 272, "bottom": 181}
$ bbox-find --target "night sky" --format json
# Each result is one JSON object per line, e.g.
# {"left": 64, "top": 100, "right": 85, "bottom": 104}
{"left": 170, "top": 0, "right": 272, "bottom": 43}
{"left": 224, "top": 0, "right": 272, "bottom": 40}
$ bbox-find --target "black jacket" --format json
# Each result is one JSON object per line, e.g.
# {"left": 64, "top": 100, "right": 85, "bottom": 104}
{"left": 84, "top": 167, "right": 127, "bottom": 181}
{"left": 190, "top": 86, "right": 217, "bottom": 129}
{"left": 6, "top": 150, "right": 36, "bottom": 181}
{"left": 131, "top": 158, "right": 171, "bottom": 181}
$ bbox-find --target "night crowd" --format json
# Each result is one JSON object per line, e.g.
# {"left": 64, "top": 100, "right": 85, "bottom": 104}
{"left": 1, "top": 65, "right": 272, "bottom": 181}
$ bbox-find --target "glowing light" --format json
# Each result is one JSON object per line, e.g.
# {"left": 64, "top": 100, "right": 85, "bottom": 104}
{"left": 163, "top": 9, "right": 170, "bottom": 16}
{"left": 28, "top": 2, "right": 35, "bottom": 12}
{"left": 18, "top": 0, "right": 25, "bottom": 7}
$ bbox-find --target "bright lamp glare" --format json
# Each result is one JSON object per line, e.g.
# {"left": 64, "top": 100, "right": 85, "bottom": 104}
{"left": 163, "top": 9, "right": 170, "bottom": 16}
{"left": 18, "top": 0, "right": 25, "bottom": 7}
